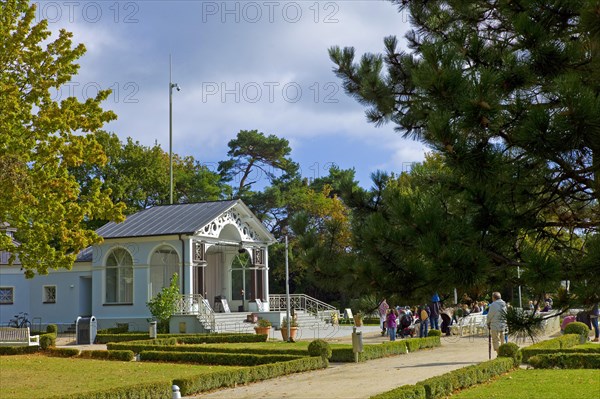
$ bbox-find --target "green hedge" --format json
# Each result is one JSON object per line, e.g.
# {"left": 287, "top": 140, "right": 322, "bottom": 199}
{"left": 371, "top": 357, "right": 516, "bottom": 399}
{"left": 173, "top": 357, "right": 328, "bottom": 396}
{"left": 176, "top": 334, "right": 267, "bottom": 344}
{"left": 0, "top": 345, "right": 40, "bottom": 355}
{"left": 46, "top": 381, "right": 172, "bottom": 399}
{"left": 497, "top": 342, "right": 522, "bottom": 366}
{"left": 95, "top": 333, "right": 150, "bottom": 343}
{"left": 371, "top": 385, "right": 426, "bottom": 399}
{"left": 45, "top": 347, "right": 81, "bottom": 357}
{"left": 107, "top": 342, "right": 308, "bottom": 356}
{"left": 528, "top": 353, "right": 600, "bottom": 369}
{"left": 40, "top": 332, "right": 57, "bottom": 349}
{"left": 308, "top": 339, "right": 332, "bottom": 359}
{"left": 96, "top": 332, "right": 265, "bottom": 344}
{"left": 79, "top": 350, "right": 135, "bottom": 361}
{"left": 564, "top": 322, "right": 590, "bottom": 344}
{"left": 330, "top": 337, "right": 440, "bottom": 363}
{"left": 139, "top": 350, "right": 304, "bottom": 366}
{"left": 521, "top": 334, "right": 581, "bottom": 362}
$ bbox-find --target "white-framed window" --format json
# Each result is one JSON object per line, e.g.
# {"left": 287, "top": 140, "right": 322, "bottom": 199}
{"left": 231, "top": 252, "right": 252, "bottom": 301}
{"left": 105, "top": 248, "right": 133, "bottom": 304}
{"left": 43, "top": 285, "right": 56, "bottom": 303}
{"left": 149, "top": 246, "right": 179, "bottom": 298}
{"left": 0, "top": 287, "right": 14, "bottom": 304}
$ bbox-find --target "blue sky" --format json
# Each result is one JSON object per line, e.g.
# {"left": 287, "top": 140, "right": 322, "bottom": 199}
{"left": 40, "top": 0, "right": 427, "bottom": 187}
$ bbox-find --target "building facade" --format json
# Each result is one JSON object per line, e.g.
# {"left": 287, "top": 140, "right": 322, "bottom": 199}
{"left": 0, "top": 200, "right": 275, "bottom": 330}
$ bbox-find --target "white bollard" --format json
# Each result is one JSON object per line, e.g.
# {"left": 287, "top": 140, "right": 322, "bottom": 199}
{"left": 172, "top": 384, "right": 181, "bottom": 399}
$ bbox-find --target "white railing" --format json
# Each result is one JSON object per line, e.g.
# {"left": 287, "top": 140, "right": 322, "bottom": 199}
{"left": 174, "top": 294, "right": 216, "bottom": 332}
{"left": 269, "top": 294, "right": 338, "bottom": 321}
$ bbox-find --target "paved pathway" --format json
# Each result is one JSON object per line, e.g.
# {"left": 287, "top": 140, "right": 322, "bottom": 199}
{"left": 185, "top": 332, "right": 513, "bottom": 399}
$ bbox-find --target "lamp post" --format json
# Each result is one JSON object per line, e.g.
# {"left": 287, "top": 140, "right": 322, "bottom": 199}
{"left": 517, "top": 266, "right": 522, "bottom": 309}
{"left": 285, "top": 234, "right": 291, "bottom": 342}
{"left": 169, "top": 54, "right": 180, "bottom": 205}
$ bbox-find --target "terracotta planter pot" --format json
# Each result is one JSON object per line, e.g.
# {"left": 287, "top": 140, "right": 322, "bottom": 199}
{"left": 281, "top": 326, "right": 298, "bottom": 341}
{"left": 254, "top": 326, "right": 271, "bottom": 336}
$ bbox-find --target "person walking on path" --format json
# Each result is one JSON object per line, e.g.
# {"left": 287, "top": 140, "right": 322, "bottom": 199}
{"left": 418, "top": 303, "right": 430, "bottom": 338}
{"left": 591, "top": 302, "right": 599, "bottom": 342}
{"left": 387, "top": 308, "right": 398, "bottom": 341}
{"left": 429, "top": 293, "right": 441, "bottom": 331}
{"left": 378, "top": 298, "right": 390, "bottom": 336}
{"left": 487, "top": 291, "right": 507, "bottom": 355}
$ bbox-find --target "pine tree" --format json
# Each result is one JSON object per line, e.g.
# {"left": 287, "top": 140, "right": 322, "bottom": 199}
{"left": 330, "top": 1, "right": 600, "bottom": 302}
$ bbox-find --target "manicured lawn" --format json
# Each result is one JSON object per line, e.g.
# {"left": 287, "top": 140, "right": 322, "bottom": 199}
{"left": 0, "top": 354, "right": 239, "bottom": 399}
{"left": 453, "top": 369, "right": 600, "bottom": 399}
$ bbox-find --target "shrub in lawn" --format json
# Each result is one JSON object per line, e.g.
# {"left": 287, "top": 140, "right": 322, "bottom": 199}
{"left": 564, "top": 322, "right": 590, "bottom": 344}
{"left": 139, "top": 350, "right": 303, "bottom": 366}
{"left": 528, "top": 353, "right": 600, "bottom": 369}
{"left": 45, "top": 347, "right": 80, "bottom": 357}
{"left": 371, "top": 384, "right": 426, "bottom": 399}
{"left": 521, "top": 334, "right": 581, "bottom": 362}
{"left": 95, "top": 333, "right": 150, "bottom": 344}
{"left": 0, "top": 346, "right": 39, "bottom": 355}
{"left": 308, "top": 339, "right": 332, "bottom": 359}
{"left": 79, "top": 349, "right": 135, "bottom": 361}
{"left": 40, "top": 334, "right": 56, "bottom": 349}
{"left": 46, "top": 324, "right": 58, "bottom": 334}
{"left": 498, "top": 342, "right": 522, "bottom": 366}
{"left": 428, "top": 329, "right": 442, "bottom": 337}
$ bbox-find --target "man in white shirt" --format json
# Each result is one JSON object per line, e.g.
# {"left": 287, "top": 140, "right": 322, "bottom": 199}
{"left": 487, "top": 292, "right": 507, "bottom": 354}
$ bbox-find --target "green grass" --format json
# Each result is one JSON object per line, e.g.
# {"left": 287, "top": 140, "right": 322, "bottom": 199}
{"left": 0, "top": 354, "right": 239, "bottom": 399}
{"left": 453, "top": 369, "right": 600, "bottom": 399}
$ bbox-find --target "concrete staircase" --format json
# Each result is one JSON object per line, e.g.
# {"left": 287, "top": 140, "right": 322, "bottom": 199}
{"left": 212, "top": 310, "right": 337, "bottom": 339}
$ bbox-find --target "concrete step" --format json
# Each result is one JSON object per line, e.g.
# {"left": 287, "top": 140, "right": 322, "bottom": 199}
{"left": 210, "top": 310, "right": 330, "bottom": 334}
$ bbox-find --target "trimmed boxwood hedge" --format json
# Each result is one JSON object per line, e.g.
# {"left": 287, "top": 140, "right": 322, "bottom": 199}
{"left": 0, "top": 345, "right": 40, "bottom": 355}
{"left": 173, "top": 356, "right": 328, "bottom": 395}
{"left": 106, "top": 336, "right": 440, "bottom": 364}
{"left": 176, "top": 334, "right": 267, "bottom": 344}
{"left": 45, "top": 347, "right": 81, "bottom": 357}
{"left": 371, "top": 384, "right": 426, "bottom": 399}
{"left": 46, "top": 381, "right": 172, "bottom": 399}
{"left": 107, "top": 342, "right": 309, "bottom": 357}
{"left": 79, "top": 349, "right": 135, "bottom": 361}
{"left": 370, "top": 357, "right": 516, "bottom": 399}
{"left": 521, "top": 334, "right": 581, "bottom": 362}
{"left": 528, "top": 353, "right": 600, "bottom": 369}
{"left": 330, "top": 337, "right": 440, "bottom": 363}
{"left": 139, "top": 350, "right": 304, "bottom": 366}
{"left": 308, "top": 339, "right": 332, "bottom": 359}
{"left": 40, "top": 333, "right": 57, "bottom": 349}
{"left": 96, "top": 332, "right": 265, "bottom": 344}
{"left": 564, "top": 321, "right": 590, "bottom": 344}
{"left": 497, "top": 342, "right": 522, "bottom": 366}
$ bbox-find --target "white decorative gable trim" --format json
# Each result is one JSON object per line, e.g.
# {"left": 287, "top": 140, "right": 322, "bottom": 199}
{"left": 198, "top": 209, "right": 260, "bottom": 241}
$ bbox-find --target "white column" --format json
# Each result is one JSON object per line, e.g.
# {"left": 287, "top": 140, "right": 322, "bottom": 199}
{"left": 264, "top": 246, "right": 270, "bottom": 309}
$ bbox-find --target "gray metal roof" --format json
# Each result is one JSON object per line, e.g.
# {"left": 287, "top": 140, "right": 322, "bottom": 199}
{"left": 96, "top": 200, "right": 239, "bottom": 239}
{"left": 75, "top": 246, "right": 93, "bottom": 262}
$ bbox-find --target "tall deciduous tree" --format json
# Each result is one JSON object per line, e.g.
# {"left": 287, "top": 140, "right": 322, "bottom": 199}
{"left": 330, "top": 1, "right": 600, "bottom": 302}
{"left": 0, "top": 0, "right": 124, "bottom": 277}
{"left": 71, "top": 131, "right": 229, "bottom": 226}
